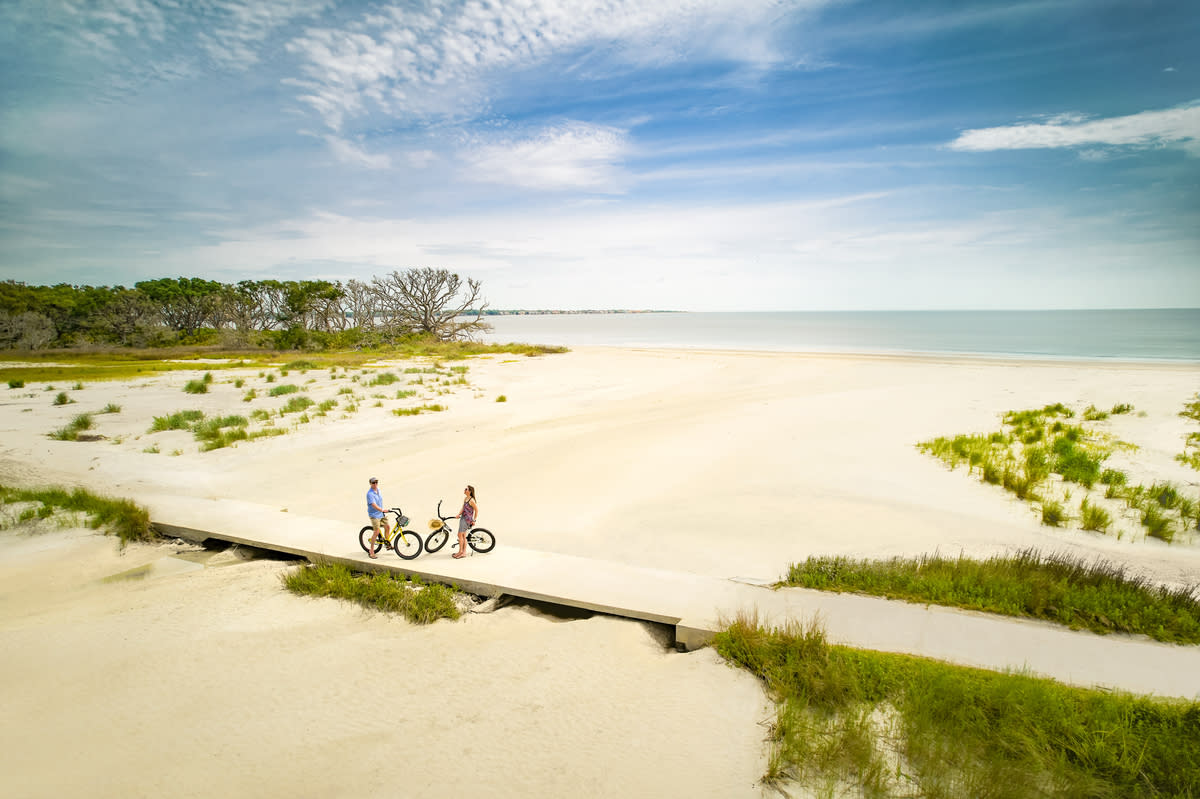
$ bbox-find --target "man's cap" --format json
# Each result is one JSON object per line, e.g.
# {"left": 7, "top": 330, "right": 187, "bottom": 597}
{"left": 369, "top": 477, "right": 378, "bottom": 483}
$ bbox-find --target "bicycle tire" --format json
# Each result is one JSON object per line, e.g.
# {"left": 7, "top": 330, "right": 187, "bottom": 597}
{"left": 425, "top": 528, "right": 449, "bottom": 554}
{"left": 393, "top": 530, "right": 422, "bottom": 560}
{"left": 467, "top": 528, "right": 495, "bottom": 553}
{"left": 359, "top": 525, "right": 382, "bottom": 556}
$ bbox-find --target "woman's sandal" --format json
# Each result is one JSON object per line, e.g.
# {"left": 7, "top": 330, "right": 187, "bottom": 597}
{"left": 452, "top": 552, "right": 465, "bottom": 559}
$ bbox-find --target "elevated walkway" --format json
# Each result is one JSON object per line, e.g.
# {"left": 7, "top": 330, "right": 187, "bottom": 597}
{"left": 143, "top": 495, "right": 1200, "bottom": 700}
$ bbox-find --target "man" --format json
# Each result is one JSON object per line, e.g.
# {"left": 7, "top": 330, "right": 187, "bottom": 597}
{"left": 365, "top": 477, "right": 389, "bottom": 559}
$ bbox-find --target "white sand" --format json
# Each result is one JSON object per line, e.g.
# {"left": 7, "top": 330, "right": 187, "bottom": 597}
{"left": 2, "top": 348, "right": 1199, "bottom": 796}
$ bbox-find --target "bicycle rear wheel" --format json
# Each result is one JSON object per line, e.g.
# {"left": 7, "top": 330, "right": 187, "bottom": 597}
{"left": 359, "top": 525, "right": 382, "bottom": 556}
{"left": 467, "top": 528, "right": 495, "bottom": 553}
{"left": 425, "top": 528, "right": 449, "bottom": 553}
{"left": 393, "top": 530, "right": 422, "bottom": 560}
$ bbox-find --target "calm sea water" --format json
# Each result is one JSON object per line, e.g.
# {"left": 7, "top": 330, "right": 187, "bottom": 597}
{"left": 480, "top": 309, "right": 1200, "bottom": 362}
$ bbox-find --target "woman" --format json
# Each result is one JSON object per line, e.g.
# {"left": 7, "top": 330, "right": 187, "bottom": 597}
{"left": 452, "top": 485, "right": 478, "bottom": 559}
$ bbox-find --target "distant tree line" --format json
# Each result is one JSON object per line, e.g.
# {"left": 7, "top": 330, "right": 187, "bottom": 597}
{"left": 0, "top": 268, "right": 488, "bottom": 350}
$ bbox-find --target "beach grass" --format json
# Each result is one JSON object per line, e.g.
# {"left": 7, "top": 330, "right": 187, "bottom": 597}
{"left": 267, "top": 383, "right": 300, "bottom": 396}
{"left": 392, "top": 403, "right": 446, "bottom": 416}
{"left": 920, "top": 401, "right": 1197, "bottom": 542}
{"left": 282, "top": 561, "right": 460, "bottom": 624}
{"left": 782, "top": 549, "right": 1200, "bottom": 644}
{"left": 49, "top": 412, "right": 95, "bottom": 441}
{"left": 714, "top": 614, "right": 1200, "bottom": 798}
{"left": 0, "top": 483, "right": 154, "bottom": 545}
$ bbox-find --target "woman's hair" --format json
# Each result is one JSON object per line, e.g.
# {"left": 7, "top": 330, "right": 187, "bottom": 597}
{"left": 466, "top": 485, "right": 476, "bottom": 500}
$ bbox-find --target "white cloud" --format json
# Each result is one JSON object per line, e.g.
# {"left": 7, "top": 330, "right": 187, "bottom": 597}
{"left": 325, "top": 136, "right": 392, "bottom": 169}
{"left": 284, "top": 0, "right": 826, "bottom": 130}
{"left": 950, "top": 101, "right": 1200, "bottom": 155}
{"left": 460, "top": 122, "right": 629, "bottom": 191}
{"left": 4, "top": 0, "right": 327, "bottom": 69}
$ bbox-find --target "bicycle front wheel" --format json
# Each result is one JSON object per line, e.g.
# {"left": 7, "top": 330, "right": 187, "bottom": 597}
{"left": 425, "top": 528, "right": 449, "bottom": 553}
{"left": 467, "top": 528, "right": 495, "bottom": 553}
{"left": 393, "top": 530, "right": 422, "bottom": 560}
{"left": 359, "top": 525, "right": 381, "bottom": 556}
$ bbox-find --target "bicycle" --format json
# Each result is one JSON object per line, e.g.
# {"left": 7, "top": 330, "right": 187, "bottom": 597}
{"left": 359, "top": 507, "right": 422, "bottom": 560}
{"left": 423, "top": 499, "right": 496, "bottom": 555}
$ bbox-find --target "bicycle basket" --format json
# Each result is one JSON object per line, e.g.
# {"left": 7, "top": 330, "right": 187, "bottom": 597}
{"left": 428, "top": 518, "right": 444, "bottom": 531}
{"left": 398, "top": 514, "right": 411, "bottom": 528}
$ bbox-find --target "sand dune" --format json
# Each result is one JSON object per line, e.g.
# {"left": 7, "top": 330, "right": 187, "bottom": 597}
{"left": 2, "top": 348, "right": 1198, "bottom": 796}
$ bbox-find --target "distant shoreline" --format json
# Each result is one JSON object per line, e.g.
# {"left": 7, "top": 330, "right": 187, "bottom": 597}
{"left": 480, "top": 309, "right": 681, "bottom": 315}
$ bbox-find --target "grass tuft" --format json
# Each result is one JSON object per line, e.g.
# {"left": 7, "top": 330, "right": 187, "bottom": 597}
{"left": 0, "top": 483, "right": 154, "bottom": 545}
{"left": 783, "top": 549, "right": 1200, "bottom": 643}
{"left": 282, "top": 562, "right": 460, "bottom": 624}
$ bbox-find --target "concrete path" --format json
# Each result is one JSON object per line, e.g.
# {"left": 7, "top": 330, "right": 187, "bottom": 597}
{"left": 143, "top": 494, "right": 1200, "bottom": 701}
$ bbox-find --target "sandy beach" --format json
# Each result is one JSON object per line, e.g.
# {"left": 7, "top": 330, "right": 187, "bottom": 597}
{"left": 2, "top": 347, "right": 1199, "bottom": 796}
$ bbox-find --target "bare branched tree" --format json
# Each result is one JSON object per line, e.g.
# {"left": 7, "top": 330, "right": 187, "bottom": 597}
{"left": 371, "top": 268, "right": 490, "bottom": 341}
{"left": 343, "top": 279, "right": 378, "bottom": 331}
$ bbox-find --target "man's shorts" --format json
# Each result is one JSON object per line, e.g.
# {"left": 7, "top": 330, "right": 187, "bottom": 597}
{"left": 371, "top": 516, "right": 383, "bottom": 532}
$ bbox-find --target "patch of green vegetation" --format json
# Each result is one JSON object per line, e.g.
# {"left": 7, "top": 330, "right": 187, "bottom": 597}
{"left": 193, "top": 415, "right": 249, "bottom": 451}
{"left": 392, "top": 403, "right": 446, "bottom": 416}
{"left": 782, "top": 549, "right": 1200, "bottom": 643}
{"left": 1111, "top": 403, "right": 1134, "bottom": 415}
{"left": 1040, "top": 499, "right": 1066, "bottom": 526}
{"left": 49, "top": 412, "right": 95, "bottom": 441}
{"left": 0, "top": 483, "right": 154, "bottom": 545}
{"left": 280, "top": 395, "right": 314, "bottom": 414}
{"left": 714, "top": 616, "right": 1200, "bottom": 797}
{"left": 242, "top": 389, "right": 257, "bottom": 402}
{"left": 921, "top": 401, "right": 1197, "bottom": 541}
{"left": 495, "top": 394, "right": 507, "bottom": 403}
{"left": 100, "top": 402, "right": 121, "bottom": 414}
{"left": 265, "top": 372, "right": 276, "bottom": 383}
{"left": 268, "top": 383, "right": 300, "bottom": 396}
{"left": 282, "top": 561, "right": 460, "bottom": 624}
{"left": 1080, "top": 499, "right": 1112, "bottom": 533}
{"left": 183, "top": 379, "right": 208, "bottom": 394}
{"left": 317, "top": 399, "right": 337, "bottom": 414}
{"left": 149, "top": 409, "right": 205, "bottom": 432}
{"left": 394, "top": 389, "right": 416, "bottom": 399}
{"left": 369, "top": 372, "right": 400, "bottom": 386}
{"left": 53, "top": 391, "right": 72, "bottom": 406}
{"left": 282, "top": 360, "right": 318, "bottom": 371}
{"left": 7, "top": 379, "right": 25, "bottom": 388}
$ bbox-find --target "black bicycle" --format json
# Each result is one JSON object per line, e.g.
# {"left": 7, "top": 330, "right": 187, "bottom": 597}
{"left": 359, "top": 507, "right": 422, "bottom": 560}
{"left": 424, "top": 500, "right": 496, "bottom": 555}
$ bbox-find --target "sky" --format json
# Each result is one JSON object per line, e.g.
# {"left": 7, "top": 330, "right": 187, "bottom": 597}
{"left": 0, "top": 0, "right": 1197, "bottom": 311}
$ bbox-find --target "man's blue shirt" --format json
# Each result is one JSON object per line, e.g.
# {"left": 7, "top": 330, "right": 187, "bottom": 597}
{"left": 367, "top": 487, "right": 384, "bottom": 518}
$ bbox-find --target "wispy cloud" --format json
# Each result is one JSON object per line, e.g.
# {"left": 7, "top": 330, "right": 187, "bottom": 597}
{"left": 283, "top": 0, "right": 825, "bottom": 131}
{"left": 460, "top": 122, "right": 629, "bottom": 191}
{"left": 949, "top": 101, "right": 1200, "bottom": 156}
{"left": 325, "top": 135, "right": 392, "bottom": 169}
{"left": 3, "top": 0, "right": 327, "bottom": 69}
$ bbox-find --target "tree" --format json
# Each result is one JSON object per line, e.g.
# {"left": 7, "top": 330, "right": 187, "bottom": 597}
{"left": 135, "top": 277, "right": 225, "bottom": 336}
{"left": 371, "top": 268, "right": 490, "bottom": 341}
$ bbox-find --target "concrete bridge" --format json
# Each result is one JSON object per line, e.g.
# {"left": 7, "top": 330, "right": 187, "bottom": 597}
{"left": 143, "top": 494, "right": 1200, "bottom": 701}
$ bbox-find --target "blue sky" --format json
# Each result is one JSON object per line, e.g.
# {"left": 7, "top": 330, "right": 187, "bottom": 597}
{"left": 1, "top": 0, "right": 1197, "bottom": 311}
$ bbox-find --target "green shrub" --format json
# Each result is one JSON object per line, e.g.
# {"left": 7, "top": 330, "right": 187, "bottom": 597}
{"left": 183, "top": 379, "right": 208, "bottom": 394}
{"left": 1110, "top": 403, "right": 1133, "bottom": 415}
{"left": 53, "top": 391, "right": 71, "bottom": 406}
{"left": 8, "top": 379, "right": 24, "bottom": 389}
{"left": 495, "top": 394, "right": 507, "bottom": 403}
{"left": 268, "top": 384, "right": 300, "bottom": 397}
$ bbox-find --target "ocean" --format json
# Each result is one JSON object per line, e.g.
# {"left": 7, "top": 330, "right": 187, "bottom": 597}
{"left": 480, "top": 309, "right": 1200, "bottom": 362}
